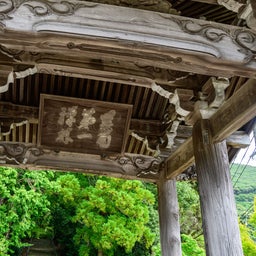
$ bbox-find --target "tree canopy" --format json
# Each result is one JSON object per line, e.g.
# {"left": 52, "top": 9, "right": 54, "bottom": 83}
{"left": 1, "top": 166, "right": 254, "bottom": 256}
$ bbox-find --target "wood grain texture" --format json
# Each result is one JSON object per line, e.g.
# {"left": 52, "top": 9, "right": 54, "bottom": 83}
{"left": 166, "top": 79, "right": 256, "bottom": 178}
{"left": 38, "top": 94, "right": 132, "bottom": 155}
{"left": 193, "top": 119, "right": 243, "bottom": 256}
{"left": 166, "top": 137, "right": 194, "bottom": 179}
{"left": 1, "top": 0, "right": 256, "bottom": 78}
{"left": 210, "top": 79, "right": 256, "bottom": 142}
{"left": 158, "top": 170, "right": 182, "bottom": 256}
{"left": 0, "top": 142, "right": 162, "bottom": 181}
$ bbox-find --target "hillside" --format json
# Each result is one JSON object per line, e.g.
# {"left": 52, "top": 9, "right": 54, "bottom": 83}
{"left": 231, "top": 164, "right": 256, "bottom": 219}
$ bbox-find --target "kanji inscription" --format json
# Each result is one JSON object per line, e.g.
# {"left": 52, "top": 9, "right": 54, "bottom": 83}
{"left": 38, "top": 95, "right": 132, "bottom": 154}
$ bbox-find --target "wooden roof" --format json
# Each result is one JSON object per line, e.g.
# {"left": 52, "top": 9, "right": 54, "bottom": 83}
{"left": 0, "top": 0, "right": 256, "bottom": 181}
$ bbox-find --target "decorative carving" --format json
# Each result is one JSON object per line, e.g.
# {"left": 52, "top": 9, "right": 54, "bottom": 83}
{"left": 164, "top": 16, "right": 256, "bottom": 64}
{"left": 151, "top": 82, "right": 190, "bottom": 117}
{"left": 0, "top": 0, "right": 97, "bottom": 23}
{"left": 114, "top": 154, "right": 162, "bottom": 177}
{"left": 0, "top": 142, "right": 161, "bottom": 179}
{"left": 186, "top": 77, "right": 230, "bottom": 124}
{"left": 0, "top": 143, "right": 43, "bottom": 164}
{"left": 24, "top": 0, "right": 97, "bottom": 16}
{"left": 209, "top": 77, "right": 230, "bottom": 108}
{"left": 166, "top": 120, "right": 180, "bottom": 149}
{"left": 217, "top": 0, "right": 243, "bottom": 13}
{"left": 0, "top": 0, "right": 14, "bottom": 26}
{"left": 0, "top": 44, "right": 25, "bottom": 61}
{"left": 234, "top": 30, "right": 256, "bottom": 63}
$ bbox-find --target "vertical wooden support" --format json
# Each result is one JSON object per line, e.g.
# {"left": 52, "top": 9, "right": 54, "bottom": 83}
{"left": 158, "top": 170, "right": 182, "bottom": 256}
{"left": 193, "top": 119, "right": 243, "bottom": 256}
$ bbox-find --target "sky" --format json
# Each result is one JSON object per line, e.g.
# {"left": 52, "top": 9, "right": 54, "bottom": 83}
{"left": 233, "top": 131, "right": 256, "bottom": 167}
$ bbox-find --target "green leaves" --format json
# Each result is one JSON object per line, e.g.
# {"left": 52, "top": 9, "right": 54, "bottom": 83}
{"left": 0, "top": 167, "right": 54, "bottom": 254}
{"left": 72, "top": 177, "right": 156, "bottom": 255}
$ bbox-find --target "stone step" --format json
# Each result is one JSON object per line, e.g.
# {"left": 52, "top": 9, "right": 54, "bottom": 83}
{"left": 25, "top": 239, "right": 58, "bottom": 256}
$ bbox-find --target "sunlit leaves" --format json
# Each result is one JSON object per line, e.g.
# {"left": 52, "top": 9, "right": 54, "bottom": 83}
{"left": 73, "top": 177, "right": 156, "bottom": 255}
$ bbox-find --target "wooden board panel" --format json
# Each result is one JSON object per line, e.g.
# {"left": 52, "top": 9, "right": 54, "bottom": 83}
{"left": 38, "top": 94, "right": 132, "bottom": 155}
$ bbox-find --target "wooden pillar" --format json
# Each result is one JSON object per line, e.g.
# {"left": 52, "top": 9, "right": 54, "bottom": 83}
{"left": 193, "top": 119, "right": 243, "bottom": 256}
{"left": 158, "top": 170, "right": 182, "bottom": 256}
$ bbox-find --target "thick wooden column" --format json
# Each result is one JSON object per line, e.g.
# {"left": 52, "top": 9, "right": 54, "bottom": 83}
{"left": 158, "top": 170, "right": 182, "bottom": 256}
{"left": 193, "top": 119, "right": 243, "bottom": 256}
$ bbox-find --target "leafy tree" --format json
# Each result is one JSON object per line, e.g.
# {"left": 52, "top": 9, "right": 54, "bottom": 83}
{"left": 0, "top": 167, "right": 54, "bottom": 255}
{"left": 177, "top": 181, "right": 204, "bottom": 248}
{"left": 181, "top": 234, "right": 205, "bottom": 256}
{"left": 240, "top": 223, "right": 256, "bottom": 255}
{"left": 72, "top": 177, "right": 156, "bottom": 256}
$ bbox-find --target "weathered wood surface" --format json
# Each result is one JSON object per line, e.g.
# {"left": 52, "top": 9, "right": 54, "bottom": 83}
{"left": 158, "top": 170, "right": 182, "bottom": 256}
{"left": 0, "top": 0, "right": 256, "bottom": 81}
{"left": 166, "top": 137, "right": 194, "bottom": 179}
{"left": 210, "top": 78, "right": 256, "bottom": 142}
{"left": 0, "top": 142, "right": 162, "bottom": 181}
{"left": 38, "top": 94, "right": 132, "bottom": 154}
{"left": 193, "top": 119, "right": 243, "bottom": 256}
{"left": 226, "top": 131, "right": 250, "bottom": 148}
{"left": 166, "top": 79, "right": 256, "bottom": 178}
{"left": 0, "top": 102, "right": 167, "bottom": 137}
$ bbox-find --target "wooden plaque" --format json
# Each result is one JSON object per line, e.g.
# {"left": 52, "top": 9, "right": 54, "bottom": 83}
{"left": 38, "top": 94, "right": 132, "bottom": 155}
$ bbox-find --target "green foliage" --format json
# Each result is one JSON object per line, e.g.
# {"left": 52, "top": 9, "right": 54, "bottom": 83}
{"left": 181, "top": 234, "right": 205, "bottom": 256}
{"left": 177, "top": 181, "right": 204, "bottom": 247}
{"left": 240, "top": 222, "right": 256, "bottom": 255}
{"left": 73, "top": 177, "right": 156, "bottom": 255}
{"left": 0, "top": 167, "right": 54, "bottom": 255}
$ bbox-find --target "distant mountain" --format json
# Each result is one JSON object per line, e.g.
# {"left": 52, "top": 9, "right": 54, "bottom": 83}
{"left": 231, "top": 164, "right": 256, "bottom": 220}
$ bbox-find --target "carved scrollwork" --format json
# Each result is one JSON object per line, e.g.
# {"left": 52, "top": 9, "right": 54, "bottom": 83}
{"left": 234, "top": 29, "right": 256, "bottom": 63}
{"left": 0, "top": 0, "right": 14, "bottom": 26}
{"left": 163, "top": 16, "right": 256, "bottom": 64}
{"left": 0, "top": 0, "right": 98, "bottom": 23}
{"left": 0, "top": 143, "right": 44, "bottom": 164}
{"left": 0, "top": 44, "right": 25, "bottom": 61}
{"left": 24, "top": 0, "right": 97, "bottom": 16}
{"left": 115, "top": 154, "right": 162, "bottom": 177}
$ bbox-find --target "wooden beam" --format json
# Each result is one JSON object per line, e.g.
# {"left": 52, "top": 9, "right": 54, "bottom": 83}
{"left": 226, "top": 131, "right": 250, "bottom": 148}
{"left": 0, "top": 142, "right": 162, "bottom": 181}
{"left": 0, "top": 1, "right": 256, "bottom": 78}
{"left": 210, "top": 79, "right": 256, "bottom": 142}
{"left": 166, "top": 79, "right": 256, "bottom": 178}
{"left": 193, "top": 119, "right": 243, "bottom": 256}
{"left": 166, "top": 137, "right": 194, "bottom": 179}
{"left": 158, "top": 170, "right": 182, "bottom": 256}
{"left": 192, "top": 0, "right": 218, "bottom": 4}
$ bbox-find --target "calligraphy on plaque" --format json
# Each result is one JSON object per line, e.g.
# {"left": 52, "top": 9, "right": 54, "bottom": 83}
{"left": 38, "top": 94, "right": 132, "bottom": 154}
